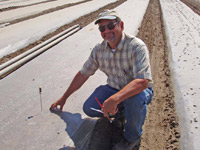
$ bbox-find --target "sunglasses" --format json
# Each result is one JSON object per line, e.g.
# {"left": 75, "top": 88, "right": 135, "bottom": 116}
{"left": 98, "top": 22, "right": 119, "bottom": 32}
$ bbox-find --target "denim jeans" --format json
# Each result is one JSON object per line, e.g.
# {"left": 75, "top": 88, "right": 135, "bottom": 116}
{"left": 83, "top": 84, "right": 154, "bottom": 143}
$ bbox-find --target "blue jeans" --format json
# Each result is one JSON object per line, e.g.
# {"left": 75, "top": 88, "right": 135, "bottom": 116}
{"left": 83, "top": 84, "right": 154, "bottom": 143}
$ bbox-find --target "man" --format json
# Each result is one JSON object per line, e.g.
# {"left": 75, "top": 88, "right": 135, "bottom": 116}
{"left": 50, "top": 9, "right": 153, "bottom": 150}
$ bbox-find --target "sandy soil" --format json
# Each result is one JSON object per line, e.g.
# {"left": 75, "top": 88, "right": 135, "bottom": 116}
{"left": 137, "top": 0, "right": 180, "bottom": 149}
{"left": 139, "top": 0, "right": 198, "bottom": 149}
{"left": 180, "top": 0, "right": 200, "bottom": 15}
{"left": 1, "top": 0, "right": 198, "bottom": 149}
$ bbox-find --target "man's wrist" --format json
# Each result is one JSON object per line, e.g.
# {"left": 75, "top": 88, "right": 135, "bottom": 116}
{"left": 110, "top": 94, "right": 122, "bottom": 105}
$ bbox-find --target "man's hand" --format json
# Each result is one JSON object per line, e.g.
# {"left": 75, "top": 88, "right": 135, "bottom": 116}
{"left": 50, "top": 97, "right": 66, "bottom": 112}
{"left": 102, "top": 97, "right": 119, "bottom": 117}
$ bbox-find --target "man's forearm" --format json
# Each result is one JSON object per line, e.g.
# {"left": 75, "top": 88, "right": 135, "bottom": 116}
{"left": 62, "top": 71, "right": 89, "bottom": 100}
{"left": 111, "top": 79, "right": 149, "bottom": 104}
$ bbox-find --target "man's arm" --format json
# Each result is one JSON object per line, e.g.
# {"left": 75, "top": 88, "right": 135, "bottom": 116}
{"left": 102, "top": 78, "right": 149, "bottom": 116}
{"left": 50, "top": 71, "right": 89, "bottom": 111}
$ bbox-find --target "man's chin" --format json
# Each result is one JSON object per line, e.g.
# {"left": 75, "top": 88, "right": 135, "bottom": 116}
{"left": 105, "top": 37, "right": 115, "bottom": 42}
{"left": 104, "top": 33, "right": 115, "bottom": 41}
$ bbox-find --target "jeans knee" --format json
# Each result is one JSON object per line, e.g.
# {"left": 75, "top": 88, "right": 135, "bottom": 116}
{"left": 83, "top": 102, "right": 92, "bottom": 117}
{"left": 83, "top": 102, "right": 102, "bottom": 117}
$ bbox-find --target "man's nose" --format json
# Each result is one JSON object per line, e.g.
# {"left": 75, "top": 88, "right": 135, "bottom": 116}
{"left": 104, "top": 26, "right": 110, "bottom": 32}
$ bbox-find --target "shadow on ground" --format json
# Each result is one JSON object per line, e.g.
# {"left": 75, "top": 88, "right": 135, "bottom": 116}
{"left": 51, "top": 111, "right": 97, "bottom": 150}
{"left": 51, "top": 110, "right": 125, "bottom": 150}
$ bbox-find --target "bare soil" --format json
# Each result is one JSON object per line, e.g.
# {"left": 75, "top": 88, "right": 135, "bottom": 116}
{"left": 1, "top": 0, "right": 198, "bottom": 149}
{"left": 180, "top": 0, "right": 200, "bottom": 15}
{"left": 137, "top": 0, "right": 180, "bottom": 149}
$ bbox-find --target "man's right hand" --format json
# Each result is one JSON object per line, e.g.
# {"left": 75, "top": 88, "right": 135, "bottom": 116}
{"left": 50, "top": 97, "right": 66, "bottom": 112}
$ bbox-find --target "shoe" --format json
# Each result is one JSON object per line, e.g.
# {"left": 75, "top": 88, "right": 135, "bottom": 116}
{"left": 112, "top": 137, "right": 141, "bottom": 150}
{"left": 111, "top": 106, "right": 125, "bottom": 146}
{"left": 111, "top": 106, "right": 125, "bottom": 128}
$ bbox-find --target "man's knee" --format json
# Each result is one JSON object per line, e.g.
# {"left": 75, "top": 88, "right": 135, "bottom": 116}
{"left": 83, "top": 101, "right": 103, "bottom": 117}
{"left": 125, "top": 88, "right": 153, "bottom": 108}
{"left": 83, "top": 102, "right": 93, "bottom": 117}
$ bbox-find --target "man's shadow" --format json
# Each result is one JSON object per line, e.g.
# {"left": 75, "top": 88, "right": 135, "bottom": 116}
{"left": 52, "top": 111, "right": 97, "bottom": 150}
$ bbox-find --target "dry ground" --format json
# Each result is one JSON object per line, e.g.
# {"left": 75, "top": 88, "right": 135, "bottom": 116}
{"left": 137, "top": 0, "right": 180, "bottom": 149}
{"left": 180, "top": 0, "right": 200, "bottom": 15}
{"left": 1, "top": 0, "right": 199, "bottom": 149}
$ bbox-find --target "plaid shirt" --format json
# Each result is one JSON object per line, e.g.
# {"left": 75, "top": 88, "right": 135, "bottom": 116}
{"left": 80, "top": 33, "right": 153, "bottom": 90}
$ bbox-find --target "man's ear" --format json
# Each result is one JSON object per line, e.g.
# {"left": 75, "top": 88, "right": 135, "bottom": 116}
{"left": 120, "top": 21, "right": 124, "bottom": 30}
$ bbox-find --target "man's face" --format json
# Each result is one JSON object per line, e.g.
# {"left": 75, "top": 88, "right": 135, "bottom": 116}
{"left": 98, "top": 19, "right": 123, "bottom": 43}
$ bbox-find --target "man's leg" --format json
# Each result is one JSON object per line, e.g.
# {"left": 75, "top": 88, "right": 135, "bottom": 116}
{"left": 124, "top": 87, "right": 153, "bottom": 143}
{"left": 113, "top": 87, "right": 153, "bottom": 150}
{"left": 86, "top": 85, "right": 120, "bottom": 150}
{"left": 83, "top": 84, "right": 119, "bottom": 117}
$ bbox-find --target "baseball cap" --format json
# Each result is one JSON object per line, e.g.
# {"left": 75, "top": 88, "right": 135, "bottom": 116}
{"left": 95, "top": 9, "right": 121, "bottom": 24}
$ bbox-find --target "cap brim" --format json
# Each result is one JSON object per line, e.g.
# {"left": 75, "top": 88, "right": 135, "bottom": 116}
{"left": 95, "top": 16, "right": 117, "bottom": 24}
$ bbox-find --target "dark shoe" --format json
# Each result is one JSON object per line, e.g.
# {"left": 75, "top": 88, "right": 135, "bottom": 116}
{"left": 110, "top": 106, "right": 125, "bottom": 146}
{"left": 112, "top": 137, "right": 141, "bottom": 150}
{"left": 111, "top": 106, "right": 125, "bottom": 128}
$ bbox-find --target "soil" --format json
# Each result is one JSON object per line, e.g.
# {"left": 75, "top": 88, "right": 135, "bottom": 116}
{"left": 180, "top": 0, "right": 200, "bottom": 15}
{"left": 137, "top": 0, "right": 180, "bottom": 149}
{"left": 1, "top": 0, "right": 198, "bottom": 149}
